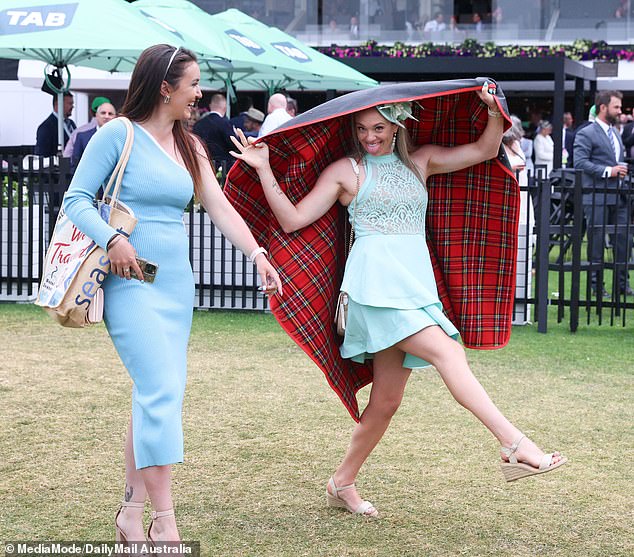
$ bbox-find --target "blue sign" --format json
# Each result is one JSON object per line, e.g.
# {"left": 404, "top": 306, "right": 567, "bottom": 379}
{"left": 0, "top": 3, "right": 78, "bottom": 35}
{"left": 271, "top": 42, "right": 311, "bottom": 63}
{"left": 225, "top": 29, "right": 265, "bottom": 56}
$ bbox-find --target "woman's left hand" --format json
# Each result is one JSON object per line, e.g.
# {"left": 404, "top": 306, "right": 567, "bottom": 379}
{"left": 477, "top": 81, "right": 499, "bottom": 111}
{"left": 230, "top": 127, "right": 270, "bottom": 170}
{"left": 254, "top": 254, "right": 283, "bottom": 296}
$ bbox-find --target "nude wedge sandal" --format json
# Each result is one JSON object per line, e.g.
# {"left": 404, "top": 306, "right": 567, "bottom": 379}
{"left": 500, "top": 434, "right": 568, "bottom": 482}
{"left": 326, "top": 477, "right": 379, "bottom": 517}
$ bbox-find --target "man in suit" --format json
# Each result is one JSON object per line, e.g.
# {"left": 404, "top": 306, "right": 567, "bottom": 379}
{"left": 621, "top": 116, "right": 634, "bottom": 159}
{"left": 574, "top": 90, "right": 633, "bottom": 297}
{"left": 71, "top": 101, "right": 116, "bottom": 171}
{"left": 35, "top": 92, "right": 76, "bottom": 156}
{"left": 228, "top": 95, "right": 253, "bottom": 132}
{"left": 193, "top": 93, "right": 235, "bottom": 167}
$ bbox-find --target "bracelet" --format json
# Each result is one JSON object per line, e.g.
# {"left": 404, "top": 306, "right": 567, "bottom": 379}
{"left": 488, "top": 107, "right": 503, "bottom": 118}
{"left": 107, "top": 233, "right": 123, "bottom": 250}
{"left": 249, "top": 247, "right": 267, "bottom": 264}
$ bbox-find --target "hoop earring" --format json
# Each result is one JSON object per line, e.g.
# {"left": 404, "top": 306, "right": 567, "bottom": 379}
{"left": 391, "top": 132, "right": 397, "bottom": 152}
{"left": 163, "top": 95, "right": 171, "bottom": 104}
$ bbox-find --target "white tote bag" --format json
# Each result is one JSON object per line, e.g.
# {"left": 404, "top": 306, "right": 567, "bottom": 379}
{"left": 36, "top": 118, "right": 137, "bottom": 328}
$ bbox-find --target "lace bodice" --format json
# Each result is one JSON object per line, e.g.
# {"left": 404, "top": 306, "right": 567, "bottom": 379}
{"left": 350, "top": 152, "right": 427, "bottom": 236}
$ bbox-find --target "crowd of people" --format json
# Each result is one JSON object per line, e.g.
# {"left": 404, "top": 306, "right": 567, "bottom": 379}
{"left": 503, "top": 91, "right": 634, "bottom": 299}
{"left": 34, "top": 84, "right": 300, "bottom": 177}
{"left": 33, "top": 77, "right": 634, "bottom": 306}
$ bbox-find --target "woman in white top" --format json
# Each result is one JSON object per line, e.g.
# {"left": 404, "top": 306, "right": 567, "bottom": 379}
{"left": 533, "top": 119, "right": 554, "bottom": 176}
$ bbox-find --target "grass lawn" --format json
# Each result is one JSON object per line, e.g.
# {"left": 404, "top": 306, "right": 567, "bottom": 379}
{"left": 0, "top": 304, "right": 632, "bottom": 556}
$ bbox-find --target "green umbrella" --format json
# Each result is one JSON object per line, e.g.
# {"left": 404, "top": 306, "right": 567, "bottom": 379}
{"left": 131, "top": 0, "right": 266, "bottom": 110}
{"left": 0, "top": 0, "right": 226, "bottom": 151}
{"left": 209, "top": 8, "right": 378, "bottom": 93}
{"left": 131, "top": 1, "right": 377, "bottom": 95}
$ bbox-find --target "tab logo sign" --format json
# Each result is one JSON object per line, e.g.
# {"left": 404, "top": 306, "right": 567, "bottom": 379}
{"left": 271, "top": 42, "right": 311, "bottom": 63}
{"left": 225, "top": 29, "right": 265, "bottom": 56}
{"left": 0, "top": 3, "right": 78, "bottom": 35}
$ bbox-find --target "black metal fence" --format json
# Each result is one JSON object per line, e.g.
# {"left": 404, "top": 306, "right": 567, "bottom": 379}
{"left": 2, "top": 150, "right": 634, "bottom": 330}
{"left": 1, "top": 152, "right": 267, "bottom": 311}
{"left": 532, "top": 166, "right": 634, "bottom": 332}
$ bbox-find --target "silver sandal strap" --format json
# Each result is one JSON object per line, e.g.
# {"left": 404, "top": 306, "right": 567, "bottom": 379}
{"left": 501, "top": 434, "right": 526, "bottom": 464}
{"left": 151, "top": 508, "right": 175, "bottom": 520}
{"left": 120, "top": 500, "right": 145, "bottom": 509}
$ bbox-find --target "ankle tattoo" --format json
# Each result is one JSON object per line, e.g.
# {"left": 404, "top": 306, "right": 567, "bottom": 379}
{"left": 124, "top": 484, "right": 134, "bottom": 502}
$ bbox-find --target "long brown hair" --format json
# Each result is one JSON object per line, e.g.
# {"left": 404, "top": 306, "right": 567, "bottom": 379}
{"left": 349, "top": 109, "right": 425, "bottom": 186}
{"left": 121, "top": 44, "right": 204, "bottom": 196}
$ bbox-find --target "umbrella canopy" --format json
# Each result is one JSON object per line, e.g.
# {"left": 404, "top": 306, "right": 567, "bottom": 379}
{"left": 132, "top": 0, "right": 270, "bottom": 89}
{"left": 130, "top": 2, "right": 377, "bottom": 94}
{"left": 208, "top": 8, "right": 378, "bottom": 92}
{"left": 224, "top": 79, "right": 517, "bottom": 420}
{"left": 0, "top": 0, "right": 223, "bottom": 149}
{"left": 0, "top": 0, "right": 218, "bottom": 71}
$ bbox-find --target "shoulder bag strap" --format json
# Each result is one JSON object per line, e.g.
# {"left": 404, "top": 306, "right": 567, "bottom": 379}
{"left": 101, "top": 117, "right": 135, "bottom": 219}
{"left": 346, "top": 157, "right": 361, "bottom": 257}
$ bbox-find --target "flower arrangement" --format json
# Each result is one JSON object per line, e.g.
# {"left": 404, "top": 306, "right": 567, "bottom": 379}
{"left": 317, "top": 39, "right": 634, "bottom": 63}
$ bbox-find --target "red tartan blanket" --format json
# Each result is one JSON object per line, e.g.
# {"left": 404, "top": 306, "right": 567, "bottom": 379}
{"left": 224, "top": 79, "right": 519, "bottom": 421}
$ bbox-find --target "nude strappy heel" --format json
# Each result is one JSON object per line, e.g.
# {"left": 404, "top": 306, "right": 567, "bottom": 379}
{"left": 500, "top": 434, "right": 568, "bottom": 482}
{"left": 326, "top": 477, "right": 379, "bottom": 517}
{"left": 115, "top": 500, "right": 146, "bottom": 542}
{"left": 147, "top": 508, "right": 176, "bottom": 544}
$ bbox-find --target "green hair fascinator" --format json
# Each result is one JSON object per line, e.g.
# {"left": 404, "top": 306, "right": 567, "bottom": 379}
{"left": 375, "top": 101, "right": 419, "bottom": 129}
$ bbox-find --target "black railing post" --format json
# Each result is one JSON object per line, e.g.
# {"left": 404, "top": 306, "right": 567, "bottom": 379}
{"left": 569, "top": 170, "right": 584, "bottom": 333}
{"left": 16, "top": 166, "right": 24, "bottom": 296}
{"left": 6, "top": 169, "right": 14, "bottom": 296}
{"left": 535, "top": 173, "right": 551, "bottom": 333}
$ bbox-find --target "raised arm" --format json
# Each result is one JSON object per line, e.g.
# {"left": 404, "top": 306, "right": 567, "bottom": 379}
{"left": 230, "top": 128, "right": 357, "bottom": 233}
{"left": 411, "top": 82, "right": 504, "bottom": 177}
{"left": 193, "top": 137, "right": 282, "bottom": 295}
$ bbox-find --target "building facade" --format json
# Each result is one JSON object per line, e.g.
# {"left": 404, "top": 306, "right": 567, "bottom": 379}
{"left": 192, "top": 0, "right": 634, "bottom": 44}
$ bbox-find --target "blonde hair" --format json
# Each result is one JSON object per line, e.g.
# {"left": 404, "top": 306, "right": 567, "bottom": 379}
{"left": 503, "top": 114, "right": 524, "bottom": 145}
{"left": 349, "top": 112, "right": 425, "bottom": 186}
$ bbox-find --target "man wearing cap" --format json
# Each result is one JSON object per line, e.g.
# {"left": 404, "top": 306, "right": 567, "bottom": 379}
{"left": 243, "top": 107, "right": 264, "bottom": 138}
{"left": 35, "top": 92, "right": 76, "bottom": 157}
{"left": 71, "top": 101, "right": 116, "bottom": 171}
{"left": 63, "top": 96, "right": 111, "bottom": 158}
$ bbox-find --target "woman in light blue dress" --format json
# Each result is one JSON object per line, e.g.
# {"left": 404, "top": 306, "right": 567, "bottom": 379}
{"left": 232, "top": 84, "right": 566, "bottom": 517}
{"left": 64, "top": 45, "right": 281, "bottom": 542}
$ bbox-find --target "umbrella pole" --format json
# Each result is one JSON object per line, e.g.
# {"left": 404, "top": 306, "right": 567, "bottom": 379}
{"left": 224, "top": 78, "right": 238, "bottom": 118}
{"left": 57, "top": 90, "right": 64, "bottom": 155}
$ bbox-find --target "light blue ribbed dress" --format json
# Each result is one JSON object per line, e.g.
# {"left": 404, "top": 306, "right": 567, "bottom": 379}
{"left": 340, "top": 152, "right": 459, "bottom": 369}
{"left": 64, "top": 119, "right": 194, "bottom": 469}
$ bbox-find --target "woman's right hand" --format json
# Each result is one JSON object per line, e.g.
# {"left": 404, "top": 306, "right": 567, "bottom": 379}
{"left": 107, "top": 235, "right": 143, "bottom": 280}
{"left": 230, "top": 127, "right": 270, "bottom": 170}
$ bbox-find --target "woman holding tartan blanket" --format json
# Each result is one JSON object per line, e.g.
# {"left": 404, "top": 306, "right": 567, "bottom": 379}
{"left": 229, "top": 81, "right": 566, "bottom": 518}
{"left": 64, "top": 45, "right": 281, "bottom": 542}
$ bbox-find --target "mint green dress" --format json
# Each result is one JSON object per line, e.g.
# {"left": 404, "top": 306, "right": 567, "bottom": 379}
{"left": 340, "top": 152, "right": 460, "bottom": 369}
